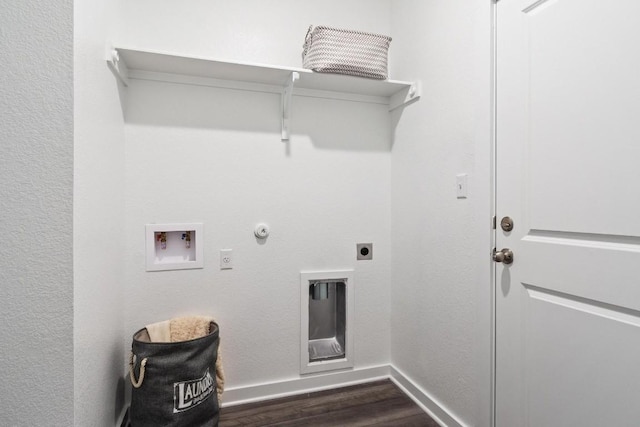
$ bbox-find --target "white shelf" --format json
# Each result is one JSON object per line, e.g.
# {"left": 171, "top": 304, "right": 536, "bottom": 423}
{"left": 107, "top": 47, "right": 420, "bottom": 140}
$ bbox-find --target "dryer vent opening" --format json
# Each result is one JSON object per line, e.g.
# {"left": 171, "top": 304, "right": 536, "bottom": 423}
{"left": 300, "top": 271, "right": 354, "bottom": 375}
{"left": 308, "top": 281, "right": 346, "bottom": 362}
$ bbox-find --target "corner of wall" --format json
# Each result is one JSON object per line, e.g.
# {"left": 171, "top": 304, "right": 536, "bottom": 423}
{"left": 73, "top": 0, "right": 128, "bottom": 424}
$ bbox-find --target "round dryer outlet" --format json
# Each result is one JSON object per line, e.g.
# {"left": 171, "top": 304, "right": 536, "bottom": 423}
{"left": 357, "top": 243, "right": 373, "bottom": 260}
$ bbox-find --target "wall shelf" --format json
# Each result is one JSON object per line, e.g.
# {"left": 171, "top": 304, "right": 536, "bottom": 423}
{"left": 107, "top": 46, "right": 420, "bottom": 140}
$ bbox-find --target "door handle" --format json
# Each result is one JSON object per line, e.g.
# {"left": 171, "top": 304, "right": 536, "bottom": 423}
{"left": 493, "top": 248, "right": 514, "bottom": 265}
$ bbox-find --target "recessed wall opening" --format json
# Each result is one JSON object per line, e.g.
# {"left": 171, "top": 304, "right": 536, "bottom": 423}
{"left": 300, "top": 271, "right": 354, "bottom": 374}
{"left": 145, "top": 223, "right": 203, "bottom": 271}
{"left": 308, "top": 280, "right": 346, "bottom": 362}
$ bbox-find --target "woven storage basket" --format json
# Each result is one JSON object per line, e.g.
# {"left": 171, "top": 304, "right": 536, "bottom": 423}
{"left": 302, "top": 25, "right": 392, "bottom": 80}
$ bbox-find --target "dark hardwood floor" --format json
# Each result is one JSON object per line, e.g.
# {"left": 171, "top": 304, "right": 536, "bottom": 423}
{"left": 219, "top": 379, "right": 440, "bottom": 426}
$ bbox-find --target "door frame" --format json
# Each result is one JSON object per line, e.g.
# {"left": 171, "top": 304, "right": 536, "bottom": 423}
{"left": 490, "top": 1, "right": 499, "bottom": 426}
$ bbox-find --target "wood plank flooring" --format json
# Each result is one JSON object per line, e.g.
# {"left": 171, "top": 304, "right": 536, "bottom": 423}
{"left": 219, "top": 379, "right": 439, "bottom": 427}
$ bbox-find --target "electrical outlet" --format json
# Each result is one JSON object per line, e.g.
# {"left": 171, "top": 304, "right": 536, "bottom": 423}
{"left": 357, "top": 243, "right": 373, "bottom": 260}
{"left": 220, "top": 249, "right": 233, "bottom": 269}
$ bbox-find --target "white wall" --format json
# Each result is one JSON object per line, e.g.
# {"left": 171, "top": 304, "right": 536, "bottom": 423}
{"left": 73, "top": 0, "right": 127, "bottom": 424}
{"left": 390, "top": 1, "right": 493, "bottom": 426}
{"left": 124, "top": 0, "right": 392, "bottom": 67}
{"left": 122, "top": 0, "right": 393, "bottom": 392}
{"left": 0, "top": 1, "right": 74, "bottom": 425}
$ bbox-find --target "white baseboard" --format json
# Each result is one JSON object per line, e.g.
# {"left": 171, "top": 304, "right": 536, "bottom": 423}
{"left": 389, "top": 365, "right": 465, "bottom": 427}
{"left": 221, "top": 364, "right": 390, "bottom": 407}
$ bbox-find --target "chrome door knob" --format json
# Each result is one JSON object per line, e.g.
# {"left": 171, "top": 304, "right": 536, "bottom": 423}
{"left": 493, "top": 248, "right": 514, "bottom": 265}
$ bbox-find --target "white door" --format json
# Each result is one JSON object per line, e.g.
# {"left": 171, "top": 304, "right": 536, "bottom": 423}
{"left": 496, "top": 0, "right": 640, "bottom": 425}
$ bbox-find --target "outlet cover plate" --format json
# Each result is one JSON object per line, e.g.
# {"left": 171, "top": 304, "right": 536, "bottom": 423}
{"left": 220, "top": 249, "right": 233, "bottom": 269}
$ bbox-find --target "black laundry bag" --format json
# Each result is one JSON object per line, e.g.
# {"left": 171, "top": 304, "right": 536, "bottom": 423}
{"left": 129, "top": 322, "right": 220, "bottom": 427}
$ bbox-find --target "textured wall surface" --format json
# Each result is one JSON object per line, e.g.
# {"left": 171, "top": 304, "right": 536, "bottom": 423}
{"left": 73, "top": 0, "right": 128, "bottom": 425}
{"left": 122, "top": 0, "right": 393, "bottom": 391}
{"left": 0, "top": 1, "right": 74, "bottom": 425}
{"left": 389, "top": 1, "right": 493, "bottom": 425}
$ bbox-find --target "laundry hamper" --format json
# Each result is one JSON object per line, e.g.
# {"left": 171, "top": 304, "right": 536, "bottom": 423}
{"left": 302, "top": 25, "right": 392, "bottom": 79}
{"left": 129, "top": 317, "right": 222, "bottom": 427}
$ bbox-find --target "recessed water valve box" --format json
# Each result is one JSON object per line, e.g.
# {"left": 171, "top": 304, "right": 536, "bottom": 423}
{"left": 145, "top": 223, "right": 203, "bottom": 271}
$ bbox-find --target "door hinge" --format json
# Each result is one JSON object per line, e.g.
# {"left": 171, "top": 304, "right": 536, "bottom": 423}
{"left": 492, "top": 216, "right": 497, "bottom": 229}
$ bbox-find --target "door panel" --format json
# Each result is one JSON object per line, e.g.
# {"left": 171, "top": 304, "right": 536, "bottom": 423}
{"left": 520, "top": 236, "right": 640, "bottom": 310}
{"left": 525, "top": 0, "right": 640, "bottom": 237}
{"left": 496, "top": 0, "right": 640, "bottom": 425}
{"left": 524, "top": 289, "right": 640, "bottom": 426}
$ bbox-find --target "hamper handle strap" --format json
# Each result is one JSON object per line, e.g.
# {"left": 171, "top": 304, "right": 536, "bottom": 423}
{"left": 129, "top": 351, "right": 148, "bottom": 388}
{"left": 304, "top": 25, "right": 313, "bottom": 42}
{"left": 302, "top": 25, "right": 314, "bottom": 56}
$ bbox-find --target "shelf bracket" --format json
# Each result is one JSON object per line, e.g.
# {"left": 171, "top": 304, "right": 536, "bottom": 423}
{"left": 106, "top": 47, "right": 129, "bottom": 87}
{"left": 281, "top": 71, "right": 300, "bottom": 141}
{"left": 389, "top": 80, "right": 421, "bottom": 112}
